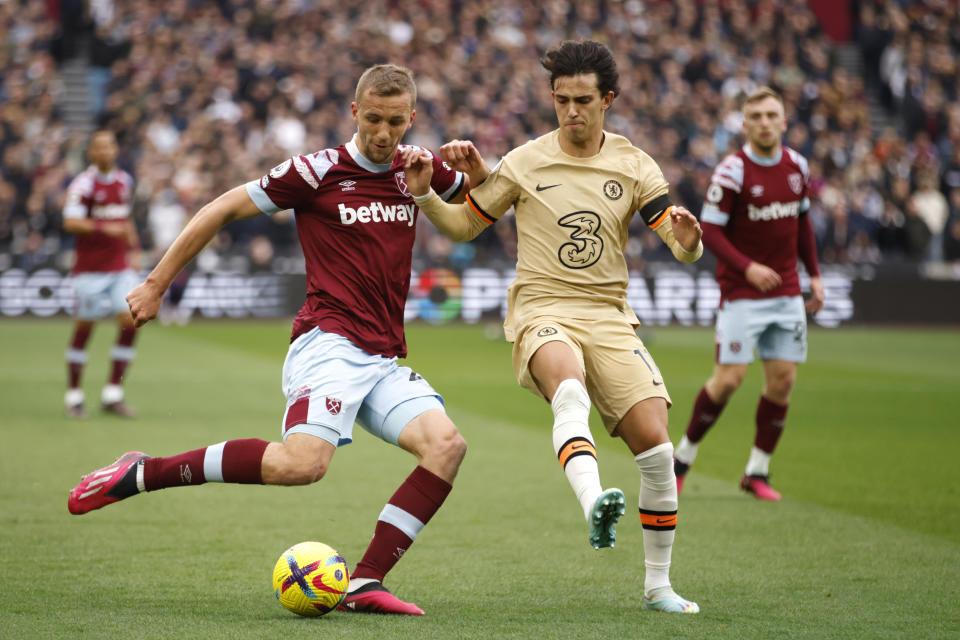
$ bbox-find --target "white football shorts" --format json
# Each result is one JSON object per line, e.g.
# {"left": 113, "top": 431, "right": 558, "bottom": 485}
{"left": 715, "top": 295, "right": 807, "bottom": 364}
{"left": 70, "top": 270, "right": 139, "bottom": 320}
{"left": 280, "top": 327, "right": 444, "bottom": 448}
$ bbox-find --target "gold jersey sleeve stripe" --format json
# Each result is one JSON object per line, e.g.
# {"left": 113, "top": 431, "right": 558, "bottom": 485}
{"left": 466, "top": 192, "right": 498, "bottom": 224}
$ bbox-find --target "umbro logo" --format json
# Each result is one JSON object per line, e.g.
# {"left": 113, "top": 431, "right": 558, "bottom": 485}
{"left": 339, "top": 180, "right": 357, "bottom": 191}
{"left": 535, "top": 183, "right": 561, "bottom": 191}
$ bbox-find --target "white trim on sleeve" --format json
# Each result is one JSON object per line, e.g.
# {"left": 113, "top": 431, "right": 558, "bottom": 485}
{"left": 701, "top": 204, "right": 730, "bottom": 226}
{"left": 245, "top": 181, "right": 283, "bottom": 215}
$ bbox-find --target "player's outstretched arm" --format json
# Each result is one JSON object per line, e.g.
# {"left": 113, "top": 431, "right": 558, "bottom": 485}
{"left": 127, "top": 185, "right": 261, "bottom": 327}
{"left": 401, "top": 148, "right": 490, "bottom": 242}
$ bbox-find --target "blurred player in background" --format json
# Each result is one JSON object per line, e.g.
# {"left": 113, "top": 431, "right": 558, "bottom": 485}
{"left": 674, "top": 87, "right": 825, "bottom": 501}
{"left": 403, "top": 40, "right": 701, "bottom": 614}
{"left": 62, "top": 130, "right": 140, "bottom": 418}
{"left": 68, "top": 65, "right": 482, "bottom": 616}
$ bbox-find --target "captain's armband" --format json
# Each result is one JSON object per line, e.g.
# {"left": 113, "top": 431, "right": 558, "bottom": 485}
{"left": 638, "top": 194, "right": 673, "bottom": 229}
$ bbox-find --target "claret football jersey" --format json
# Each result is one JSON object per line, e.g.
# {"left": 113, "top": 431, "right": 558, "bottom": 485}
{"left": 246, "top": 136, "right": 464, "bottom": 357}
{"left": 700, "top": 144, "right": 811, "bottom": 302}
{"left": 63, "top": 166, "right": 135, "bottom": 273}
{"left": 464, "top": 129, "right": 676, "bottom": 338}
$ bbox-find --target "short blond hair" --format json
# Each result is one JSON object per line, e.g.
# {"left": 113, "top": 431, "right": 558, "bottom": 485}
{"left": 741, "top": 86, "right": 784, "bottom": 112}
{"left": 355, "top": 64, "right": 416, "bottom": 107}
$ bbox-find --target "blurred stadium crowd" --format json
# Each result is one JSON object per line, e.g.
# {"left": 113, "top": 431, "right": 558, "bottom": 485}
{"left": 2, "top": 0, "right": 960, "bottom": 278}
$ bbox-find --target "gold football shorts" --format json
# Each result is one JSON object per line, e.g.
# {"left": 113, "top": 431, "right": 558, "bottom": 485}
{"left": 511, "top": 313, "right": 671, "bottom": 435}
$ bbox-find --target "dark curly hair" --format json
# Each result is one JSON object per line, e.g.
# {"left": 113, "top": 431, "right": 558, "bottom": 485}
{"left": 541, "top": 40, "right": 620, "bottom": 98}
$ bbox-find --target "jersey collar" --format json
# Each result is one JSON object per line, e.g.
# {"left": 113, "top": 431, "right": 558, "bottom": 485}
{"left": 90, "top": 166, "right": 117, "bottom": 180}
{"left": 743, "top": 144, "right": 781, "bottom": 166}
{"left": 346, "top": 135, "right": 395, "bottom": 173}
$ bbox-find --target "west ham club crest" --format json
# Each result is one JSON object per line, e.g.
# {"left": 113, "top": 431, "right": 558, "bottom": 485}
{"left": 325, "top": 397, "right": 342, "bottom": 415}
{"left": 395, "top": 172, "right": 411, "bottom": 197}
{"left": 788, "top": 173, "right": 803, "bottom": 195}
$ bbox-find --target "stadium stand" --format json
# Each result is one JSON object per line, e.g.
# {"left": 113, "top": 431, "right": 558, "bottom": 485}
{"left": 2, "top": 0, "right": 959, "bottom": 281}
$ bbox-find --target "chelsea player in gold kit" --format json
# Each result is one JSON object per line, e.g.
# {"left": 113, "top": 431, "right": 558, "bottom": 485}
{"left": 403, "top": 40, "right": 702, "bottom": 613}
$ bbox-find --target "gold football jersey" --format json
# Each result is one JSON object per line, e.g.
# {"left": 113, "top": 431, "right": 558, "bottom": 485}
{"left": 465, "top": 129, "right": 692, "bottom": 339}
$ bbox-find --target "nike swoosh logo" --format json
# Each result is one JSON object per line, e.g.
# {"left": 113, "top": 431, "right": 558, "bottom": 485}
{"left": 535, "top": 183, "right": 561, "bottom": 191}
{"left": 656, "top": 518, "right": 672, "bottom": 524}
{"left": 570, "top": 443, "right": 592, "bottom": 450}
{"left": 652, "top": 380, "right": 663, "bottom": 386}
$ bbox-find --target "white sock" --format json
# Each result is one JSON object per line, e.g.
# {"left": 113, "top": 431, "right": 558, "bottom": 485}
{"left": 551, "top": 379, "right": 602, "bottom": 521}
{"left": 674, "top": 435, "right": 698, "bottom": 466}
{"left": 101, "top": 384, "right": 124, "bottom": 404}
{"left": 635, "top": 442, "right": 677, "bottom": 595}
{"left": 347, "top": 577, "right": 378, "bottom": 593}
{"left": 745, "top": 446, "right": 772, "bottom": 477}
{"left": 65, "top": 388, "right": 85, "bottom": 407}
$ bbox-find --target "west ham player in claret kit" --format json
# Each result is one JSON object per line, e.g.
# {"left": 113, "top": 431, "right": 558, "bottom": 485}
{"left": 67, "top": 64, "right": 482, "bottom": 616}
{"left": 674, "top": 87, "right": 825, "bottom": 500}
{"left": 62, "top": 130, "right": 141, "bottom": 418}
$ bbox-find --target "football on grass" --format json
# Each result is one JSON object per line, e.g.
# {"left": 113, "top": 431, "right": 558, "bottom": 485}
{"left": 272, "top": 541, "right": 349, "bottom": 616}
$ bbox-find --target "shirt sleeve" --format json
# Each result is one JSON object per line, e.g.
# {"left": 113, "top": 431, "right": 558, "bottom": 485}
{"left": 700, "top": 154, "right": 742, "bottom": 227}
{"left": 633, "top": 153, "right": 671, "bottom": 229}
{"left": 462, "top": 156, "right": 520, "bottom": 223}
{"left": 245, "top": 154, "right": 326, "bottom": 215}
{"left": 429, "top": 154, "right": 466, "bottom": 202}
{"left": 63, "top": 174, "right": 92, "bottom": 219}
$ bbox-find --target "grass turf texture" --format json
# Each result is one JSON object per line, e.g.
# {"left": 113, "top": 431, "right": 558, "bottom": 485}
{"left": 1, "top": 319, "right": 957, "bottom": 639}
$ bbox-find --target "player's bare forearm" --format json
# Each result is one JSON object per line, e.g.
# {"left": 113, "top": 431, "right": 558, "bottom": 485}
{"left": 63, "top": 218, "right": 128, "bottom": 237}
{"left": 146, "top": 185, "right": 259, "bottom": 289}
{"left": 129, "top": 186, "right": 260, "bottom": 326}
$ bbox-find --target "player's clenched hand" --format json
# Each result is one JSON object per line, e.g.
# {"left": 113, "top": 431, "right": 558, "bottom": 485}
{"left": 400, "top": 147, "right": 434, "bottom": 196}
{"left": 669, "top": 206, "right": 702, "bottom": 252}
{"left": 126, "top": 281, "right": 164, "bottom": 327}
{"left": 806, "top": 275, "right": 825, "bottom": 313}
{"left": 745, "top": 262, "right": 782, "bottom": 293}
{"left": 439, "top": 140, "right": 489, "bottom": 185}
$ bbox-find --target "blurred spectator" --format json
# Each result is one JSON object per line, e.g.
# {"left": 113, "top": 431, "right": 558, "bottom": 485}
{"left": 910, "top": 170, "right": 949, "bottom": 261}
{"left": 1, "top": 0, "right": 959, "bottom": 278}
{"left": 903, "top": 200, "right": 933, "bottom": 260}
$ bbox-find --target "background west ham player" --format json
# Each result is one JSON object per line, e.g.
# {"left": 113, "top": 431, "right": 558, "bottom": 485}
{"left": 674, "top": 87, "right": 825, "bottom": 501}
{"left": 62, "top": 130, "right": 140, "bottom": 418}
{"left": 69, "top": 65, "right": 479, "bottom": 616}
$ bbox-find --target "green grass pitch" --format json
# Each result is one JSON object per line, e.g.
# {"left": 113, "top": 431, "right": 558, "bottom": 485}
{"left": 1, "top": 319, "right": 958, "bottom": 639}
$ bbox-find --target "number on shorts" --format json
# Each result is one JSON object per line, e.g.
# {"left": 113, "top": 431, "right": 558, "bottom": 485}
{"left": 633, "top": 347, "right": 664, "bottom": 385}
